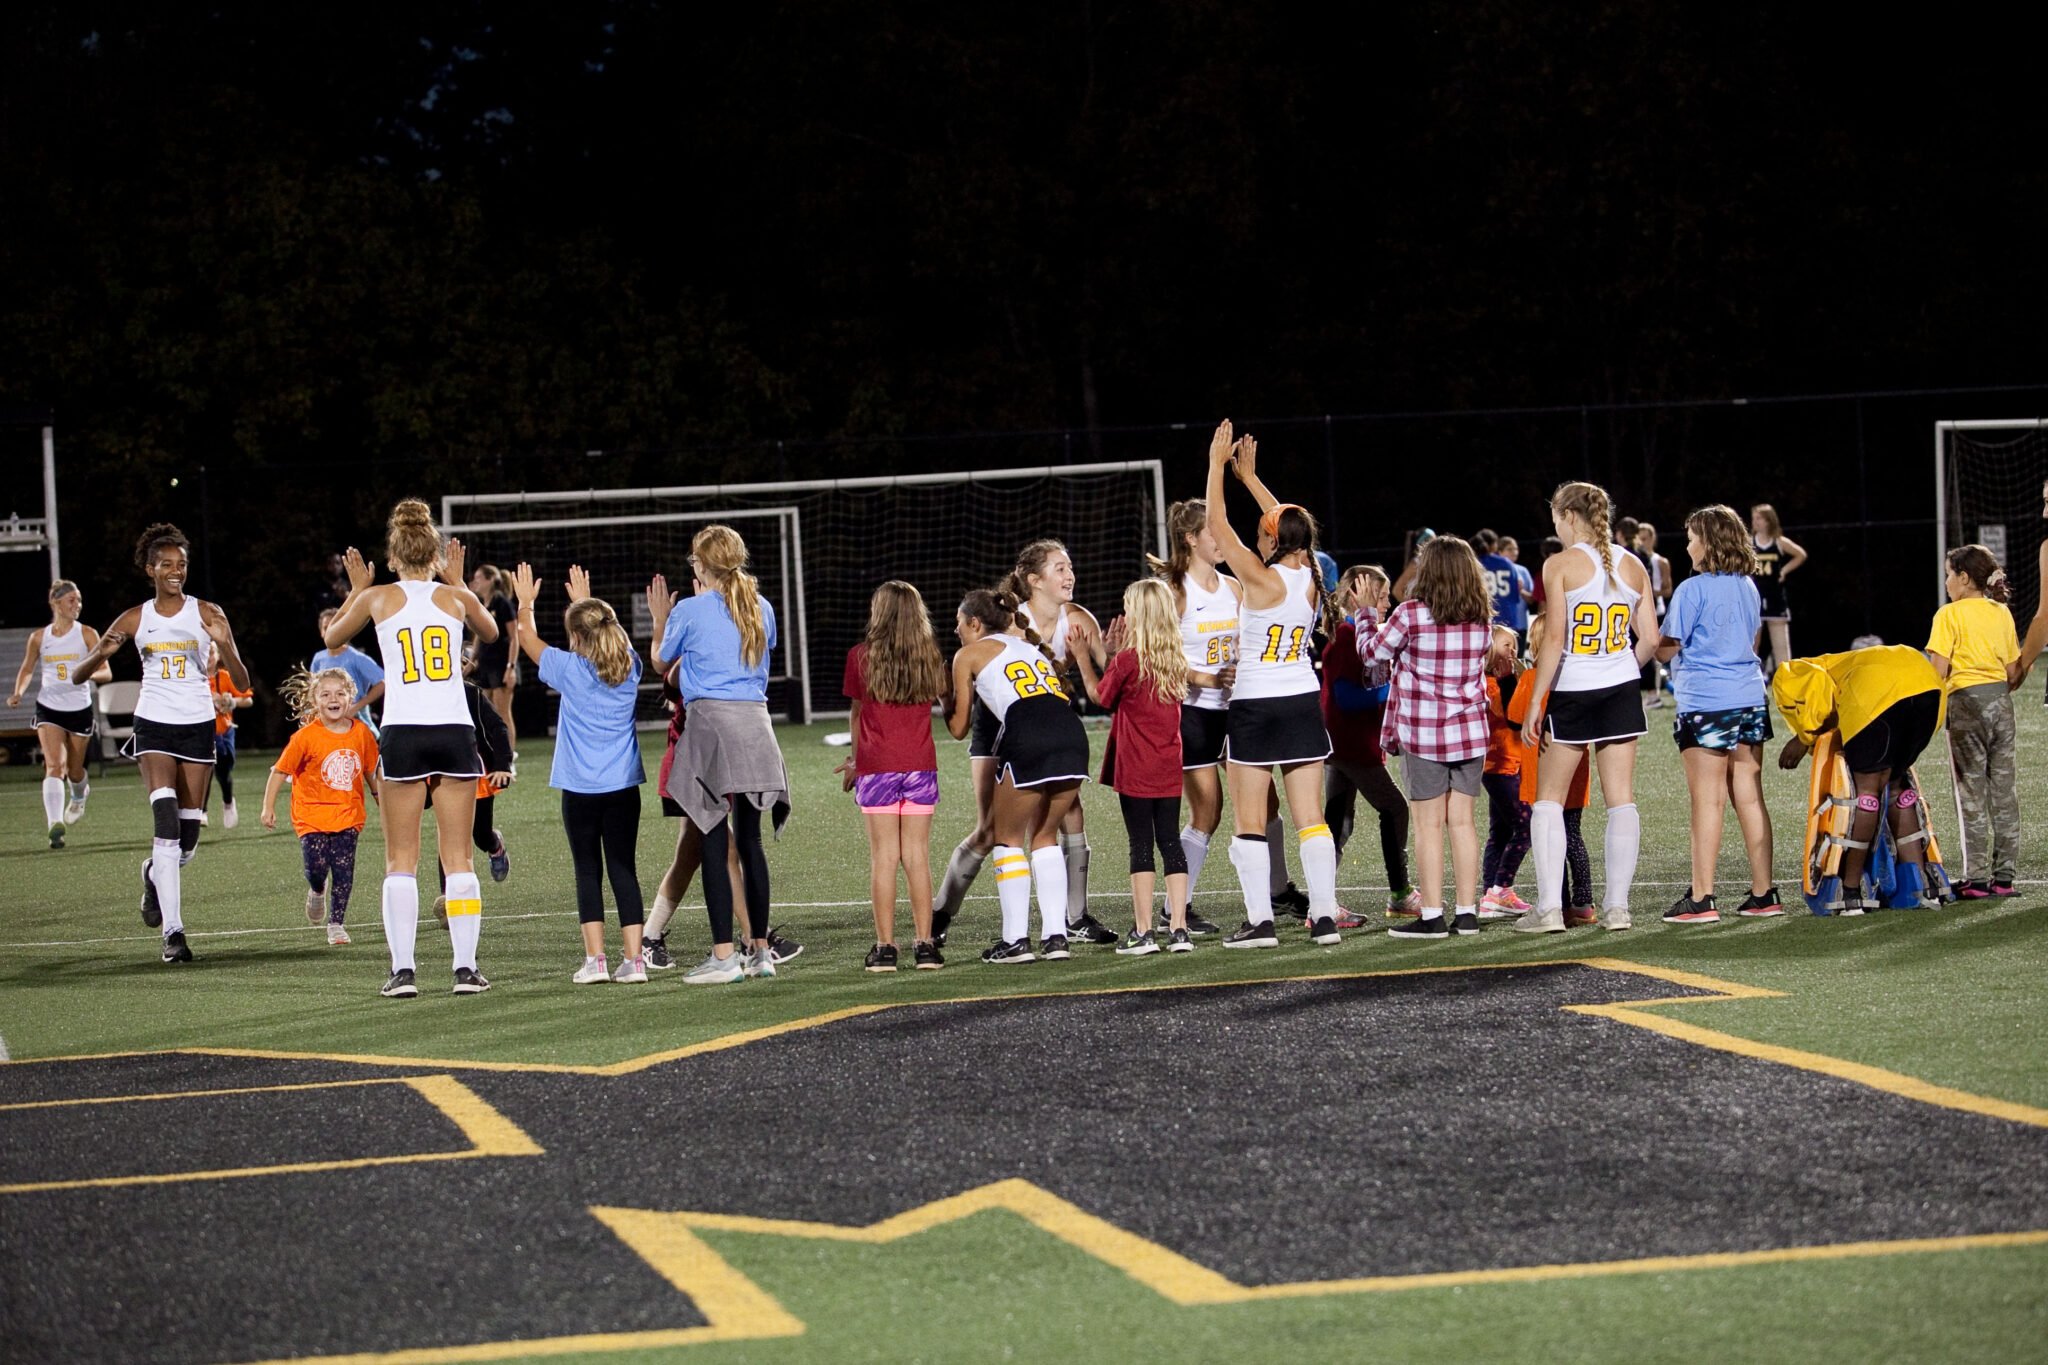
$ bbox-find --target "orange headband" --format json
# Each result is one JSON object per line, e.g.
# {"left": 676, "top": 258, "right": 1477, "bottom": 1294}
{"left": 1259, "top": 503, "right": 1308, "bottom": 540}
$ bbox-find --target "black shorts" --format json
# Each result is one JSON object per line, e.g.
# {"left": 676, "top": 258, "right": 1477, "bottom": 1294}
{"left": 1226, "top": 691, "right": 1332, "bottom": 768}
{"left": 995, "top": 695, "right": 1091, "bottom": 789}
{"left": 380, "top": 723, "right": 484, "bottom": 783}
{"left": 34, "top": 702, "right": 93, "bottom": 738}
{"left": 1545, "top": 681, "right": 1646, "bottom": 746}
{"left": 1180, "top": 704, "right": 1229, "bottom": 769}
{"left": 1841, "top": 691, "right": 1941, "bottom": 775}
{"left": 123, "top": 718, "right": 215, "bottom": 764}
{"left": 968, "top": 696, "right": 1001, "bottom": 760}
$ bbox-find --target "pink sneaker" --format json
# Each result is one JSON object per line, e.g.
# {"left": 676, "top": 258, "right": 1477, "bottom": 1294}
{"left": 1498, "top": 887, "right": 1532, "bottom": 911}
{"left": 1478, "top": 886, "right": 1515, "bottom": 920}
{"left": 1332, "top": 906, "right": 1369, "bottom": 930}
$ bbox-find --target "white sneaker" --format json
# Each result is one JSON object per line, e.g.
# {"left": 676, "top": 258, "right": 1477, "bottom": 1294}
{"left": 614, "top": 956, "right": 648, "bottom": 984}
{"left": 745, "top": 945, "right": 778, "bottom": 979}
{"left": 64, "top": 797, "right": 86, "bottom": 824}
{"left": 573, "top": 955, "right": 611, "bottom": 985}
{"left": 222, "top": 801, "right": 239, "bottom": 830}
{"left": 326, "top": 922, "right": 351, "bottom": 945}
{"left": 1602, "top": 905, "right": 1633, "bottom": 932}
{"left": 305, "top": 889, "right": 326, "bottom": 925}
{"left": 1512, "top": 906, "right": 1567, "bottom": 934}
{"left": 684, "top": 951, "right": 745, "bottom": 985}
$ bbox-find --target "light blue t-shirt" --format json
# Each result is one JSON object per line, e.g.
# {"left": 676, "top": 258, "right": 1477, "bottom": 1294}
{"left": 311, "top": 645, "right": 384, "bottom": 706}
{"left": 659, "top": 591, "right": 777, "bottom": 703}
{"left": 1663, "top": 573, "right": 1766, "bottom": 712}
{"left": 539, "top": 645, "right": 646, "bottom": 793}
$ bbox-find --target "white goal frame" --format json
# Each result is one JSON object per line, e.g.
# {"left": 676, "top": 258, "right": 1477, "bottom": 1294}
{"left": 1935, "top": 418, "right": 2047, "bottom": 606}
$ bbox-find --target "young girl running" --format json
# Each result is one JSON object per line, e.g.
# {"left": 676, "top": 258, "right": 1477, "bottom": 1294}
{"left": 64, "top": 524, "right": 250, "bottom": 963}
{"left": 323, "top": 499, "right": 499, "bottom": 997}
{"left": 1517, "top": 482, "right": 1660, "bottom": 934}
{"left": 1655, "top": 505, "right": 1779, "bottom": 923}
{"left": 1204, "top": 421, "right": 1342, "bottom": 948}
{"left": 1082, "top": 578, "right": 1194, "bottom": 954}
{"left": 208, "top": 653, "right": 253, "bottom": 828}
{"left": 1928, "top": 544, "right": 2022, "bottom": 897}
{"left": 1356, "top": 536, "right": 1496, "bottom": 937}
{"left": 513, "top": 563, "right": 649, "bottom": 983}
{"left": 650, "top": 524, "right": 791, "bottom": 984}
{"left": 1321, "top": 565, "right": 1417, "bottom": 921}
{"left": 945, "top": 588, "right": 1091, "bottom": 962}
{"left": 9, "top": 579, "right": 109, "bottom": 848}
{"left": 262, "top": 668, "right": 381, "bottom": 944}
{"left": 839, "top": 580, "right": 947, "bottom": 971}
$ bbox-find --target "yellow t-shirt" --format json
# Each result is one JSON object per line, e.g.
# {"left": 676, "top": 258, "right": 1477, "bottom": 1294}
{"left": 1771, "top": 646, "right": 1944, "bottom": 745}
{"left": 1926, "top": 598, "right": 2019, "bottom": 691}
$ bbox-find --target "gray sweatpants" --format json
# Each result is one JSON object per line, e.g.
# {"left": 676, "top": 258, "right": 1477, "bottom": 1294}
{"left": 1945, "top": 681, "right": 2020, "bottom": 883}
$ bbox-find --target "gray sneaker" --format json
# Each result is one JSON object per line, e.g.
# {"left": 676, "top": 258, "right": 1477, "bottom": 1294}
{"left": 1512, "top": 906, "right": 1568, "bottom": 934}
{"left": 1601, "top": 905, "right": 1634, "bottom": 932}
{"left": 744, "top": 945, "right": 777, "bottom": 979}
{"left": 683, "top": 951, "right": 745, "bottom": 985}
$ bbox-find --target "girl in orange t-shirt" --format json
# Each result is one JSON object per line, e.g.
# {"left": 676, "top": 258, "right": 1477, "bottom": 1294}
{"left": 262, "top": 668, "right": 380, "bottom": 944}
{"left": 1503, "top": 623, "right": 1595, "bottom": 923}
{"left": 208, "top": 656, "right": 254, "bottom": 828}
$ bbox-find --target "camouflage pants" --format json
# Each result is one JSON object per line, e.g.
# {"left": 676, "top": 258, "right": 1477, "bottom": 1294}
{"left": 1944, "top": 682, "right": 2019, "bottom": 883}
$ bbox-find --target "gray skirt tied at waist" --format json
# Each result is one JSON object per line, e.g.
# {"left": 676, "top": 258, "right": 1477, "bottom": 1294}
{"left": 666, "top": 698, "right": 791, "bottom": 835}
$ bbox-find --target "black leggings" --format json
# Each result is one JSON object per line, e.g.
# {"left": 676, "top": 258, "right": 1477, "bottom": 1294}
{"left": 438, "top": 795, "right": 499, "bottom": 890}
{"left": 561, "top": 788, "right": 644, "bottom": 926}
{"left": 1118, "top": 794, "right": 1188, "bottom": 876}
{"left": 1325, "top": 758, "right": 1410, "bottom": 892}
{"left": 701, "top": 799, "right": 770, "bottom": 946}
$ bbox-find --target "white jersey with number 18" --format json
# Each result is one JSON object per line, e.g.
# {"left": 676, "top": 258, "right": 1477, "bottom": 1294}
{"left": 375, "top": 580, "right": 471, "bottom": 727}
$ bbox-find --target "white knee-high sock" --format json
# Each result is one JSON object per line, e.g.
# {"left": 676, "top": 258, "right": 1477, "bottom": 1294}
{"left": 1060, "top": 831, "right": 1090, "bottom": 925}
{"left": 1530, "top": 801, "right": 1566, "bottom": 911}
{"left": 1181, "top": 826, "right": 1211, "bottom": 892}
{"left": 1265, "top": 814, "right": 1290, "bottom": 892}
{"left": 1603, "top": 804, "right": 1640, "bottom": 910}
{"left": 382, "top": 874, "right": 419, "bottom": 973}
{"left": 41, "top": 777, "right": 64, "bottom": 826}
{"left": 151, "top": 839, "right": 184, "bottom": 935}
{"left": 444, "top": 870, "right": 482, "bottom": 971}
{"left": 1230, "top": 836, "right": 1275, "bottom": 925}
{"left": 1033, "top": 846, "right": 1070, "bottom": 940}
{"left": 991, "top": 846, "right": 1031, "bottom": 943}
{"left": 1299, "top": 824, "right": 1337, "bottom": 918}
{"left": 935, "top": 839, "right": 988, "bottom": 917}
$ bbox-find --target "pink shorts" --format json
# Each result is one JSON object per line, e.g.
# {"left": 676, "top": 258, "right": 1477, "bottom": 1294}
{"left": 855, "top": 770, "right": 939, "bottom": 815}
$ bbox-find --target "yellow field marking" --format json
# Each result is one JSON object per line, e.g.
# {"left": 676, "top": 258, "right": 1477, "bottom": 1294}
{"left": 0, "top": 1075, "right": 539, "bottom": 1194}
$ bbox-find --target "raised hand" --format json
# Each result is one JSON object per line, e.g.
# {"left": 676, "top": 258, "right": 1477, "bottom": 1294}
{"left": 566, "top": 565, "right": 593, "bottom": 603}
{"left": 1231, "top": 433, "right": 1258, "bottom": 482}
{"left": 342, "top": 547, "right": 376, "bottom": 592}
{"left": 646, "top": 574, "right": 678, "bottom": 624}
{"left": 1208, "top": 419, "right": 1236, "bottom": 467}
{"left": 511, "top": 562, "right": 542, "bottom": 610}
{"left": 442, "top": 537, "right": 467, "bottom": 588}
{"left": 200, "top": 604, "right": 235, "bottom": 650}
{"left": 1102, "top": 614, "right": 1130, "bottom": 656}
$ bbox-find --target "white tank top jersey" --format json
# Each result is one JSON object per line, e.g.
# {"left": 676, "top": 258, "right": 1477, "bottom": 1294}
{"left": 1043, "top": 604, "right": 1073, "bottom": 664}
{"left": 971, "top": 635, "right": 1069, "bottom": 724}
{"left": 132, "top": 598, "right": 213, "bottom": 724}
{"left": 37, "top": 621, "right": 93, "bottom": 712}
{"left": 1231, "top": 562, "right": 1318, "bottom": 701}
{"left": 375, "top": 580, "right": 472, "bottom": 727}
{"left": 1556, "top": 541, "right": 1644, "bottom": 693}
{"left": 1178, "top": 571, "right": 1239, "bottom": 711}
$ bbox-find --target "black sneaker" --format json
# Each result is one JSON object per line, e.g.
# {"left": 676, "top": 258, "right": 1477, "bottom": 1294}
{"left": 1068, "top": 911, "right": 1120, "bottom": 946}
{"left": 1116, "top": 928, "right": 1160, "bottom": 956}
{"left": 1183, "top": 909, "right": 1221, "bottom": 936}
{"left": 1040, "top": 934, "right": 1072, "bottom": 960}
{"left": 767, "top": 926, "right": 804, "bottom": 964}
{"left": 1837, "top": 896, "right": 1867, "bottom": 917}
{"left": 1271, "top": 883, "right": 1310, "bottom": 918}
{"left": 452, "top": 966, "right": 491, "bottom": 994}
{"left": 644, "top": 935, "right": 676, "bottom": 970}
{"left": 161, "top": 930, "right": 192, "bottom": 963}
{"left": 930, "top": 908, "right": 953, "bottom": 948}
{"left": 380, "top": 968, "right": 418, "bottom": 998}
{"left": 1308, "top": 916, "right": 1342, "bottom": 946}
{"left": 1389, "top": 915, "right": 1450, "bottom": 939}
{"left": 48, "top": 823, "right": 64, "bottom": 850}
{"left": 1734, "top": 888, "right": 1785, "bottom": 918}
{"left": 1664, "top": 893, "right": 1720, "bottom": 924}
{"left": 1452, "top": 911, "right": 1480, "bottom": 936}
{"left": 913, "top": 939, "right": 944, "bottom": 970}
{"left": 864, "top": 943, "right": 899, "bottom": 973}
{"left": 1167, "top": 928, "right": 1194, "bottom": 953}
{"left": 981, "top": 938, "right": 1035, "bottom": 964}
{"left": 140, "top": 858, "right": 162, "bottom": 929}
{"left": 1222, "top": 920, "right": 1280, "bottom": 949}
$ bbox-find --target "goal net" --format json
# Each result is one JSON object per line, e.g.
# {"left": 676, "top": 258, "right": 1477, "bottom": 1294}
{"left": 444, "top": 461, "right": 1167, "bottom": 720}
{"left": 1936, "top": 419, "right": 2048, "bottom": 618}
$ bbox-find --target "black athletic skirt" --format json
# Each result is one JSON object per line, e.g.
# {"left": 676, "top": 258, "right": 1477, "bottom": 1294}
{"left": 968, "top": 696, "right": 1001, "bottom": 760}
{"left": 123, "top": 718, "right": 214, "bottom": 764}
{"left": 995, "top": 695, "right": 1091, "bottom": 789}
{"left": 35, "top": 702, "right": 93, "bottom": 738}
{"left": 1226, "top": 691, "right": 1332, "bottom": 767}
{"left": 380, "top": 723, "right": 485, "bottom": 783}
{"left": 1545, "top": 681, "right": 1647, "bottom": 746}
{"left": 1180, "top": 704, "right": 1230, "bottom": 769}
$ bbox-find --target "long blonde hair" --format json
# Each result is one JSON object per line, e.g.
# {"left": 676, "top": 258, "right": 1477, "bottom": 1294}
{"left": 1551, "top": 480, "right": 1615, "bottom": 585}
{"left": 279, "top": 666, "right": 357, "bottom": 727}
{"left": 692, "top": 524, "right": 767, "bottom": 668}
{"left": 565, "top": 597, "right": 637, "bottom": 686}
{"left": 1122, "top": 578, "right": 1188, "bottom": 703}
{"left": 863, "top": 581, "right": 945, "bottom": 705}
{"left": 386, "top": 498, "right": 444, "bottom": 575}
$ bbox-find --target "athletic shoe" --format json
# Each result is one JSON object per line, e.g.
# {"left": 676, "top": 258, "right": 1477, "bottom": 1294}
{"left": 614, "top": 956, "right": 648, "bottom": 984}
{"left": 1453, "top": 911, "right": 1480, "bottom": 936}
{"left": 1601, "top": 906, "right": 1633, "bottom": 932}
{"left": 1954, "top": 880, "right": 1994, "bottom": 900}
{"left": 1117, "top": 928, "right": 1160, "bottom": 956}
{"left": 433, "top": 896, "right": 449, "bottom": 928}
{"left": 488, "top": 833, "right": 510, "bottom": 882}
{"left": 930, "top": 908, "right": 954, "bottom": 948}
{"left": 1563, "top": 906, "right": 1598, "bottom": 926}
{"left": 1069, "top": 911, "right": 1120, "bottom": 946}
{"left": 1838, "top": 898, "right": 1867, "bottom": 917}
{"left": 684, "top": 951, "right": 745, "bottom": 984}
{"left": 1271, "top": 883, "right": 1310, "bottom": 918}
{"left": 64, "top": 796, "right": 86, "bottom": 823}
{"left": 1331, "top": 906, "right": 1368, "bottom": 930}
{"left": 222, "top": 801, "right": 239, "bottom": 830}
{"left": 767, "top": 926, "right": 803, "bottom": 964}
{"left": 1386, "top": 890, "right": 1424, "bottom": 919}
{"left": 1222, "top": 920, "right": 1279, "bottom": 949}
{"left": 913, "top": 939, "right": 944, "bottom": 970}
{"left": 1040, "top": 934, "right": 1072, "bottom": 961}
{"left": 1513, "top": 906, "right": 1567, "bottom": 934}
{"left": 644, "top": 936, "right": 675, "bottom": 970}
{"left": 1308, "top": 916, "right": 1342, "bottom": 946}
{"left": 326, "top": 923, "right": 351, "bottom": 946}
{"left": 1664, "top": 894, "right": 1719, "bottom": 924}
{"left": 1388, "top": 915, "right": 1449, "bottom": 940}
{"left": 452, "top": 967, "right": 491, "bottom": 994}
{"left": 380, "top": 968, "right": 418, "bottom": 997}
{"left": 140, "top": 859, "right": 162, "bottom": 928}
{"left": 1479, "top": 885, "right": 1508, "bottom": 914}
{"left": 306, "top": 889, "right": 326, "bottom": 925}
{"left": 1497, "top": 887, "right": 1532, "bottom": 912}
{"left": 47, "top": 823, "right": 64, "bottom": 850}
{"left": 161, "top": 930, "right": 193, "bottom": 963}
{"left": 981, "top": 938, "right": 1035, "bottom": 965}
{"left": 865, "top": 943, "right": 899, "bottom": 973}
{"left": 1735, "top": 889, "right": 1785, "bottom": 917}
{"left": 745, "top": 946, "right": 778, "bottom": 979}
{"left": 573, "top": 955, "right": 612, "bottom": 985}
{"left": 1183, "top": 909, "right": 1221, "bottom": 936}
{"left": 1167, "top": 928, "right": 1194, "bottom": 953}
{"left": 1993, "top": 880, "right": 2020, "bottom": 897}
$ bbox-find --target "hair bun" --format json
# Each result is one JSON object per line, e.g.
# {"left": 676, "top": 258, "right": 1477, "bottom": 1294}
{"left": 390, "top": 499, "right": 433, "bottom": 527}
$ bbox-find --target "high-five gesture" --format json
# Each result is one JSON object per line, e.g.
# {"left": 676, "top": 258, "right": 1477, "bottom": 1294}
{"left": 510, "top": 562, "right": 542, "bottom": 612}
{"left": 343, "top": 547, "right": 376, "bottom": 593}
{"left": 566, "top": 564, "right": 594, "bottom": 603}
{"left": 442, "top": 537, "right": 468, "bottom": 588}
{"left": 1231, "top": 432, "right": 1258, "bottom": 483}
{"left": 1208, "top": 418, "right": 1236, "bottom": 469}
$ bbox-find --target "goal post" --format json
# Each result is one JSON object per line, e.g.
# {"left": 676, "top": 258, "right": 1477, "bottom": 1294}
{"left": 1935, "top": 419, "right": 2048, "bottom": 614}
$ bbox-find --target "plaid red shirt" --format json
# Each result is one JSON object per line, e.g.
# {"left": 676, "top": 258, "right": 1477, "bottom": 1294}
{"left": 1356, "top": 602, "right": 1491, "bottom": 763}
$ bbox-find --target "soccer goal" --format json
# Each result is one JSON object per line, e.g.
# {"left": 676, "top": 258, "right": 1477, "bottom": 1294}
{"left": 444, "top": 461, "right": 1168, "bottom": 721}
{"left": 1935, "top": 419, "right": 2048, "bottom": 613}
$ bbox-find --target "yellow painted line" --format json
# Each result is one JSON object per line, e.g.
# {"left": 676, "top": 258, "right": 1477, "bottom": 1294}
{"left": 230, "top": 1327, "right": 749, "bottom": 1365}
{"left": 0, "top": 1076, "right": 415, "bottom": 1112}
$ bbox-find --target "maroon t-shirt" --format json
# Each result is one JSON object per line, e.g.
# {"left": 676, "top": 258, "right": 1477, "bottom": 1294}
{"left": 1320, "top": 619, "right": 1386, "bottom": 766}
{"left": 842, "top": 643, "right": 939, "bottom": 776}
{"left": 1097, "top": 650, "right": 1184, "bottom": 798}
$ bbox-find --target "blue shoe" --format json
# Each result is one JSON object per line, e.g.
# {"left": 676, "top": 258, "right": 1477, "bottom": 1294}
{"left": 487, "top": 832, "right": 510, "bottom": 883}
